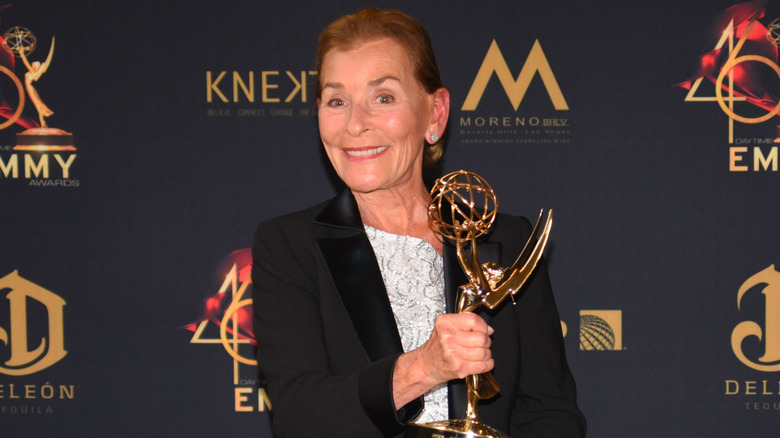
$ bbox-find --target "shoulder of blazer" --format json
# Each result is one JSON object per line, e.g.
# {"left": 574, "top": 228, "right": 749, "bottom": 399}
{"left": 314, "top": 189, "right": 364, "bottom": 231}
{"left": 311, "top": 189, "right": 404, "bottom": 363}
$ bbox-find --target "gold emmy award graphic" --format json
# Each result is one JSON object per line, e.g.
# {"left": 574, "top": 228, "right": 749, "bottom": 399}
{"left": 767, "top": 17, "right": 780, "bottom": 143}
{"left": 407, "top": 170, "right": 552, "bottom": 438}
{"left": 2, "top": 26, "right": 74, "bottom": 151}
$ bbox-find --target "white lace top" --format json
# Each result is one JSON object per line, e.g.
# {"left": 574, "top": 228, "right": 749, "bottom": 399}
{"left": 364, "top": 225, "right": 448, "bottom": 423}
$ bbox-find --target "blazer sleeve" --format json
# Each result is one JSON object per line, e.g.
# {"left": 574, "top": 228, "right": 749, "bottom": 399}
{"left": 251, "top": 218, "right": 417, "bottom": 438}
{"left": 503, "top": 216, "right": 587, "bottom": 437}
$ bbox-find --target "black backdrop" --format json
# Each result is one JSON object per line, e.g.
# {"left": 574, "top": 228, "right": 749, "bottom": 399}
{"left": 2, "top": 0, "right": 779, "bottom": 436}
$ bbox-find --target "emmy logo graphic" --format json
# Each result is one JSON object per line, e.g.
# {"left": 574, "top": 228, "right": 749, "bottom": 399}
{"left": 678, "top": 2, "right": 780, "bottom": 147}
{"left": 186, "top": 249, "right": 272, "bottom": 412}
{"left": 732, "top": 265, "right": 780, "bottom": 372}
{"left": 0, "top": 24, "right": 74, "bottom": 151}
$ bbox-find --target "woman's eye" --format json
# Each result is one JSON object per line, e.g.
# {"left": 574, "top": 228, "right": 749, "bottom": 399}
{"left": 377, "top": 95, "right": 394, "bottom": 104}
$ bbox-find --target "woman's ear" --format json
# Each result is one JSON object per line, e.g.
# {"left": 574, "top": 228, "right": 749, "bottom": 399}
{"left": 429, "top": 87, "right": 450, "bottom": 136}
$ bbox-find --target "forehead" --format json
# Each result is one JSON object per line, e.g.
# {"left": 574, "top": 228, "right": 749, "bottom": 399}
{"left": 320, "top": 38, "right": 414, "bottom": 83}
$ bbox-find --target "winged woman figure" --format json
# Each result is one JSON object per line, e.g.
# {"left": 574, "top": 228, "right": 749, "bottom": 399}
{"left": 20, "top": 37, "right": 55, "bottom": 127}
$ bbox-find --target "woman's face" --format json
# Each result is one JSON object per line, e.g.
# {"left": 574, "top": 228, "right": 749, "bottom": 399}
{"left": 317, "top": 38, "right": 448, "bottom": 195}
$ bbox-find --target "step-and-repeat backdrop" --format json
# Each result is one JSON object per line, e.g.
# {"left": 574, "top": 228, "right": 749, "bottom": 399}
{"left": 2, "top": 0, "right": 778, "bottom": 436}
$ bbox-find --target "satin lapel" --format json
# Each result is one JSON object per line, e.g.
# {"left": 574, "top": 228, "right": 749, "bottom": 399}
{"left": 315, "top": 191, "right": 404, "bottom": 363}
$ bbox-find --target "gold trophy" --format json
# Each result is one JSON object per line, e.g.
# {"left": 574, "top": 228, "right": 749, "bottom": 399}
{"left": 407, "top": 170, "right": 553, "bottom": 438}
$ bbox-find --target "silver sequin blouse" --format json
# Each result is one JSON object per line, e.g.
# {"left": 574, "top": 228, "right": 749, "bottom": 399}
{"left": 364, "top": 225, "right": 448, "bottom": 424}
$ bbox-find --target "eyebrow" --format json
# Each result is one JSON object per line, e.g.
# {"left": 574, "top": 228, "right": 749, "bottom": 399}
{"left": 321, "top": 75, "right": 401, "bottom": 92}
{"left": 321, "top": 82, "right": 342, "bottom": 91}
{"left": 369, "top": 75, "right": 401, "bottom": 87}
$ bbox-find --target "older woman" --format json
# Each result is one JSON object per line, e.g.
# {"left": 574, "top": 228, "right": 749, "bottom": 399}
{"left": 252, "top": 8, "right": 585, "bottom": 438}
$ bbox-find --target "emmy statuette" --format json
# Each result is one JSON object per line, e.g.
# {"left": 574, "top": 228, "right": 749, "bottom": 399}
{"left": 2, "top": 26, "right": 75, "bottom": 151}
{"left": 406, "top": 170, "right": 553, "bottom": 438}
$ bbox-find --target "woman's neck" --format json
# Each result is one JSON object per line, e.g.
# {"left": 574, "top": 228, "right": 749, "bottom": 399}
{"left": 353, "top": 184, "right": 443, "bottom": 254}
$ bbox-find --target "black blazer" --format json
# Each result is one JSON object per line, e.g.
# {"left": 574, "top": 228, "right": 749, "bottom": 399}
{"left": 252, "top": 190, "right": 586, "bottom": 438}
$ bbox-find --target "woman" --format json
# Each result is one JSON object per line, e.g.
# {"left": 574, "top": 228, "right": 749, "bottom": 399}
{"left": 252, "top": 8, "right": 586, "bottom": 438}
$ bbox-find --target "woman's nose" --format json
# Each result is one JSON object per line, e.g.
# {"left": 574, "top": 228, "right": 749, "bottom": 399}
{"left": 346, "top": 101, "right": 372, "bottom": 136}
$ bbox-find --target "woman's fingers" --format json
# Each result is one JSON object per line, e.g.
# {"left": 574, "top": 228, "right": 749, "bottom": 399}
{"left": 420, "top": 313, "right": 495, "bottom": 382}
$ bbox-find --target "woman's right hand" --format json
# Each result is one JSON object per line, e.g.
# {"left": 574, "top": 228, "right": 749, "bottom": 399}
{"left": 392, "top": 313, "right": 494, "bottom": 409}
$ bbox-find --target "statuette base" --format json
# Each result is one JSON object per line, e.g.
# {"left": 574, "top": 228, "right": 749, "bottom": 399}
{"left": 406, "top": 419, "right": 508, "bottom": 438}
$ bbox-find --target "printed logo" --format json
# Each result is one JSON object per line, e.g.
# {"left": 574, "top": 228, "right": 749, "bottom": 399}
{"left": 0, "top": 6, "right": 79, "bottom": 187}
{"left": 678, "top": 2, "right": 779, "bottom": 172}
{"left": 0, "top": 270, "right": 67, "bottom": 376}
{"left": 731, "top": 264, "right": 780, "bottom": 372}
{"left": 205, "top": 68, "right": 317, "bottom": 119}
{"left": 458, "top": 39, "right": 570, "bottom": 146}
{"left": 579, "top": 310, "right": 623, "bottom": 351}
{"left": 0, "top": 25, "right": 74, "bottom": 151}
{"left": 186, "top": 249, "right": 271, "bottom": 412}
{"left": 462, "top": 39, "right": 568, "bottom": 111}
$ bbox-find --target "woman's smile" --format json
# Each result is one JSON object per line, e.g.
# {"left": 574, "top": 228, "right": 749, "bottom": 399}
{"left": 344, "top": 145, "right": 390, "bottom": 159}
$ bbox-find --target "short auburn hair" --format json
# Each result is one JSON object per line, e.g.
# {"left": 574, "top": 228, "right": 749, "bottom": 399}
{"left": 316, "top": 8, "right": 446, "bottom": 164}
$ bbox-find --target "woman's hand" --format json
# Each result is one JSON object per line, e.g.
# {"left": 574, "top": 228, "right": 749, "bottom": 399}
{"left": 392, "top": 313, "right": 494, "bottom": 409}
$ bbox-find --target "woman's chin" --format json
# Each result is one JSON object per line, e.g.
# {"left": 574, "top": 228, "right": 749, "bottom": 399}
{"left": 345, "top": 180, "right": 383, "bottom": 194}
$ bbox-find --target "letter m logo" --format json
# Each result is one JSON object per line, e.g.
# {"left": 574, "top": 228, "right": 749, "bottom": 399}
{"left": 461, "top": 39, "right": 568, "bottom": 111}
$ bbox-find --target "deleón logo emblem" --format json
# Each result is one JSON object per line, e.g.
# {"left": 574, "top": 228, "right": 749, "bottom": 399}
{"left": 0, "top": 270, "right": 67, "bottom": 376}
{"left": 579, "top": 310, "right": 622, "bottom": 351}
{"left": 731, "top": 265, "right": 780, "bottom": 372}
{"left": 461, "top": 39, "right": 568, "bottom": 111}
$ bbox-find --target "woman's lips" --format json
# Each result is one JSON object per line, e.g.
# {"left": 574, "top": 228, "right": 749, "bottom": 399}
{"left": 344, "top": 146, "right": 389, "bottom": 158}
